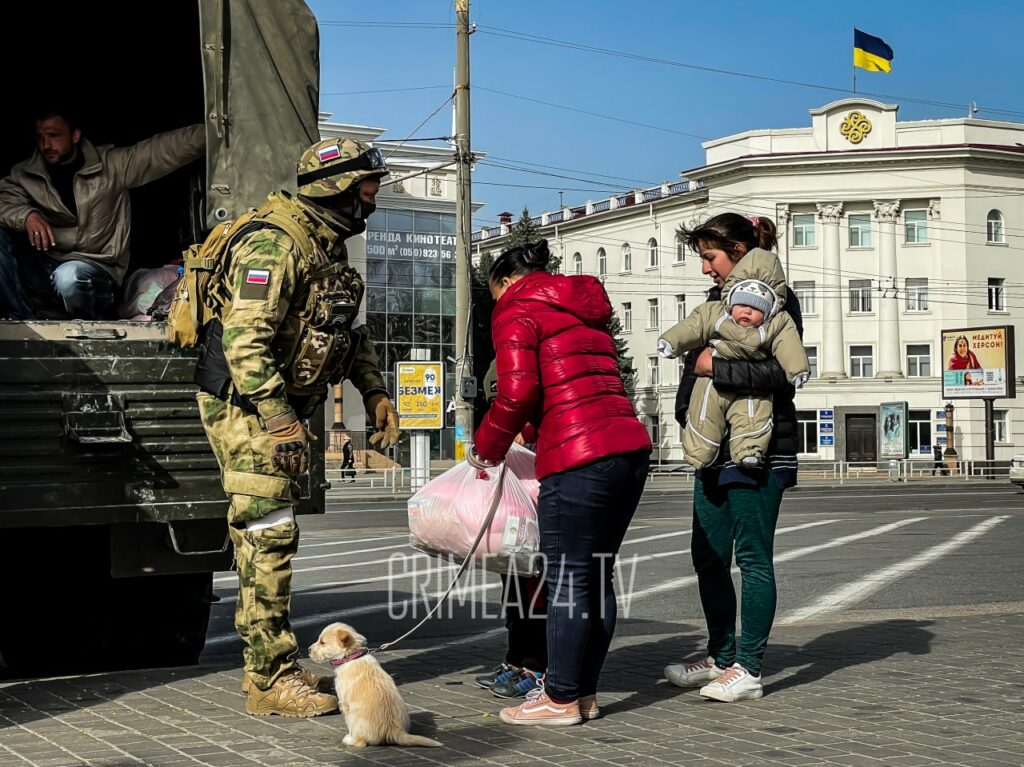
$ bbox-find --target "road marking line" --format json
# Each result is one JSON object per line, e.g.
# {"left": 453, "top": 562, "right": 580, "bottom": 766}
{"left": 206, "top": 583, "right": 503, "bottom": 646}
{"left": 779, "top": 515, "right": 1009, "bottom": 624}
{"left": 212, "top": 551, "right": 437, "bottom": 584}
{"left": 300, "top": 533, "right": 407, "bottom": 549}
{"left": 618, "top": 518, "right": 843, "bottom": 606}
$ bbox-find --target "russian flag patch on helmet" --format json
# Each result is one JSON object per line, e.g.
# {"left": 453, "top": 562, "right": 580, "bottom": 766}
{"left": 246, "top": 269, "right": 270, "bottom": 285}
{"left": 317, "top": 144, "right": 341, "bottom": 162}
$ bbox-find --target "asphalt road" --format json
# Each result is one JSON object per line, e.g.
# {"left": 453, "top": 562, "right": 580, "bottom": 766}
{"left": 200, "top": 483, "right": 1024, "bottom": 668}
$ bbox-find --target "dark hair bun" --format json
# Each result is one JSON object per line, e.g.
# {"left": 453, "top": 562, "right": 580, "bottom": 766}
{"left": 524, "top": 239, "right": 551, "bottom": 267}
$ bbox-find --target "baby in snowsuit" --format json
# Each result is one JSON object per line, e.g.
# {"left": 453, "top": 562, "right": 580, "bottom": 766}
{"left": 659, "top": 248, "right": 809, "bottom": 469}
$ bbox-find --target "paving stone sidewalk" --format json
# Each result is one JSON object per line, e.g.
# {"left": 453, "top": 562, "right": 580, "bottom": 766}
{"left": 2, "top": 611, "right": 1022, "bottom": 767}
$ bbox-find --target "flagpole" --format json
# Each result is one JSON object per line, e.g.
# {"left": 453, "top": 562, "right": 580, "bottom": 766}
{"left": 852, "top": 28, "right": 857, "bottom": 93}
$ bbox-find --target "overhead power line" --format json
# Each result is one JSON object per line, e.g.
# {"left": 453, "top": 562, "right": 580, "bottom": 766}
{"left": 476, "top": 25, "right": 1024, "bottom": 119}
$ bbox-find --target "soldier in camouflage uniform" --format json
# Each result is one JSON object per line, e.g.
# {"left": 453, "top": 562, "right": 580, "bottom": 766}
{"left": 195, "top": 137, "right": 400, "bottom": 717}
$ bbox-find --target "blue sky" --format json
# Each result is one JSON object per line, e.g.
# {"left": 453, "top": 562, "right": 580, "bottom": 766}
{"left": 308, "top": 0, "right": 1023, "bottom": 228}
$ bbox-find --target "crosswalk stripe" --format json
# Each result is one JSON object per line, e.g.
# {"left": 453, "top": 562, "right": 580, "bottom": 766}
{"left": 779, "top": 515, "right": 1009, "bottom": 624}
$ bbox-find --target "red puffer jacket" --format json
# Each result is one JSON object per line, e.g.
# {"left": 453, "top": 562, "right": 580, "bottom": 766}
{"left": 474, "top": 271, "right": 651, "bottom": 478}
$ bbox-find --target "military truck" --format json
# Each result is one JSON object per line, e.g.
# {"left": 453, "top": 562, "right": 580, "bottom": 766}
{"left": 0, "top": 0, "right": 326, "bottom": 676}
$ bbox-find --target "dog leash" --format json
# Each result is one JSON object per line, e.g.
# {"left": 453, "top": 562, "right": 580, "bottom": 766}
{"left": 372, "top": 462, "right": 508, "bottom": 654}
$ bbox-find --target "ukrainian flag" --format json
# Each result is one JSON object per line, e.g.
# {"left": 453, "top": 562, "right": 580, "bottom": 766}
{"left": 853, "top": 29, "right": 894, "bottom": 73}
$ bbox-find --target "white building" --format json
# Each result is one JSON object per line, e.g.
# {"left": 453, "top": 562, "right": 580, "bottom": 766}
{"left": 472, "top": 99, "right": 1024, "bottom": 465}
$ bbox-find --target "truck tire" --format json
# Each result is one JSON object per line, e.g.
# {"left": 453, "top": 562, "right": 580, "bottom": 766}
{"left": 0, "top": 528, "right": 212, "bottom": 677}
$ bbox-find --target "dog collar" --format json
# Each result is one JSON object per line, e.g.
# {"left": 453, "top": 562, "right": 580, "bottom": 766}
{"left": 329, "top": 648, "right": 369, "bottom": 667}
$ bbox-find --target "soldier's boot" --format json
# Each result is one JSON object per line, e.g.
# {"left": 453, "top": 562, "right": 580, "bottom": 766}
{"left": 244, "top": 668, "right": 339, "bottom": 717}
{"left": 242, "top": 664, "right": 334, "bottom": 695}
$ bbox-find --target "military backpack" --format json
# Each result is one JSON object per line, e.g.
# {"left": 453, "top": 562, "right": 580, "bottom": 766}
{"left": 166, "top": 204, "right": 315, "bottom": 348}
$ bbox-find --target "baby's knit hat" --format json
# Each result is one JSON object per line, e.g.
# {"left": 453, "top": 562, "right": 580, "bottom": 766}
{"left": 727, "top": 279, "right": 778, "bottom": 320}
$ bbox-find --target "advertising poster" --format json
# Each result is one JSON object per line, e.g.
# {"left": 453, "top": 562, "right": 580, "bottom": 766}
{"left": 940, "top": 326, "right": 1016, "bottom": 399}
{"left": 396, "top": 362, "right": 444, "bottom": 430}
{"left": 880, "top": 401, "right": 909, "bottom": 459}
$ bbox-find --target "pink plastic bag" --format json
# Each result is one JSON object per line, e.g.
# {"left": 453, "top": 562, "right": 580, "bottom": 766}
{"left": 408, "top": 444, "right": 541, "bottom": 574}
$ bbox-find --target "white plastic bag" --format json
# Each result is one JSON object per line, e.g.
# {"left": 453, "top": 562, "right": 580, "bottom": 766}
{"left": 408, "top": 443, "right": 541, "bottom": 574}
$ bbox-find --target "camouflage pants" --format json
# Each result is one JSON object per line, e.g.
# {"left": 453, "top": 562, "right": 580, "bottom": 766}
{"left": 198, "top": 392, "right": 300, "bottom": 686}
{"left": 228, "top": 523, "right": 300, "bottom": 688}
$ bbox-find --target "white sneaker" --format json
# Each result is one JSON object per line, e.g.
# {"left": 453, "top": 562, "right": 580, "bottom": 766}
{"left": 663, "top": 656, "right": 723, "bottom": 688}
{"left": 699, "top": 663, "right": 763, "bottom": 702}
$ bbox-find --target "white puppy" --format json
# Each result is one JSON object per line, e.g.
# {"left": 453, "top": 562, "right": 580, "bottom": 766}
{"left": 308, "top": 622, "right": 440, "bottom": 748}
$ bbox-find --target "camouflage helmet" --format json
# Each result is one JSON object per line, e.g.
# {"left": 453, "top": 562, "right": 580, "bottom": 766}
{"left": 297, "top": 137, "right": 389, "bottom": 198}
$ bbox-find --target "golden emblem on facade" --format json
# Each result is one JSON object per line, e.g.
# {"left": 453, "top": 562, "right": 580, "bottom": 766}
{"left": 840, "top": 111, "right": 872, "bottom": 144}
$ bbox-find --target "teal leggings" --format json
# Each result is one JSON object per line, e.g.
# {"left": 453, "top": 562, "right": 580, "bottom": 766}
{"left": 691, "top": 472, "right": 783, "bottom": 676}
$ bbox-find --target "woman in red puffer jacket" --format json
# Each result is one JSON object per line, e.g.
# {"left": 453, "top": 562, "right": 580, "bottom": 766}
{"left": 470, "top": 239, "right": 651, "bottom": 727}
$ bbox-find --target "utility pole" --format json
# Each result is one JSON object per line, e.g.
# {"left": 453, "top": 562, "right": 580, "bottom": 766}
{"left": 453, "top": 0, "right": 473, "bottom": 461}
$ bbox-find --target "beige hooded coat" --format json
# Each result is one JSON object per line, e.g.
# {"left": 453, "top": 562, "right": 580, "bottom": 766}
{"left": 659, "top": 248, "right": 809, "bottom": 470}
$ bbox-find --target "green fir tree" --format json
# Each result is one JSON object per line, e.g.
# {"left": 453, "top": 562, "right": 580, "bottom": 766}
{"left": 607, "top": 311, "right": 636, "bottom": 398}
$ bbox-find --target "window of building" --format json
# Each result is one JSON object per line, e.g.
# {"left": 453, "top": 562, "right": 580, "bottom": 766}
{"left": 675, "top": 242, "right": 685, "bottom": 263}
{"left": 797, "top": 410, "right": 818, "bottom": 454}
{"left": 793, "top": 214, "right": 815, "bottom": 247}
{"left": 906, "top": 344, "right": 931, "bottom": 377}
{"left": 648, "top": 416, "right": 661, "bottom": 445}
{"left": 647, "top": 298, "right": 659, "bottom": 329}
{"left": 647, "top": 355, "right": 660, "bottom": 387}
{"left": 850, "top": 345, "right": 874, "bottom": 377}
{"left": 905, "top": 277, "right": 929, "bottom": 311}
{"left": 849, "top": 279, "right": 873, "bottom": 313}
{"left": 675, "top": 294, "right": 686, "bottom": 321}
{"left": 905, "top": 209, "right": 928, "bottom": 244}
{"left": 793, "top": 280, "right": 816, "bottom": 314}
{"left": 994, "top": 409, "right": 1009, "bottom": 443}
{"left": 848, "top": 213, "right": 872, "bottom": 247}
{"left": 909, "top": 410, "right": 932, "bottom": 455}
{"left": 988, "top": 277, "right": 1005, "bottom": 311}
{"left": 804, "top": 346, "right": 818, "bottom": 379}
{"left": 572, "top": 252, "right": 582, "bottom": 275}
{"left": 987, "top": 210, "right": 1005, "bottom": 244}
{"left": 677, "top": 357, "right": 685, "bottom": 386}
{"left": 597, "top": 247, "right": 607, "bottom": 276}
{"left": 621, "top": 243, "right": 632, "bottom": 272}
{"left": 622, "top": 302, "right": 632, "bottom": 332}
{"left": 648, "top": 238, "right": 659, "bottom": 268}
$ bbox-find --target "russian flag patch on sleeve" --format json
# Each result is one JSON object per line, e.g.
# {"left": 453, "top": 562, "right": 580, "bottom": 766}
{"left": 246, "top": 269, "right": 270, "bottom": 285}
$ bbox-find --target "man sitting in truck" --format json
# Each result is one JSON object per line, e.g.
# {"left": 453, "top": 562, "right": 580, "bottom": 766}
{"left": 0, "top": 108, "right": 204, "bottom": 320}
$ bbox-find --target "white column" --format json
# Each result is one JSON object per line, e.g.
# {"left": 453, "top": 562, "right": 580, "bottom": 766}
{"left": 817, "top": 202, "right": 846, "bottom": 378}
{"left": 874, "top": 200, "right": 903, "bottom": 377}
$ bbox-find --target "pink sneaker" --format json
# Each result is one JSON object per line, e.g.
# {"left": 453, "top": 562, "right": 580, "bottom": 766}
{"left": 499, "top": 687, "right": 582, "bottom": 726}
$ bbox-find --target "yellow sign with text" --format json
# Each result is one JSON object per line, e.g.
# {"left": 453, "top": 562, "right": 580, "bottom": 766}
{"left": 396, "top": 362, "right": 444, "bottom": 430}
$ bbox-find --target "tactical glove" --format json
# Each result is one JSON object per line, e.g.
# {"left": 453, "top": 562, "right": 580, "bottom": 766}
{"left": 266, "top": 409, "right": 316, "bottom": 476}
{"left": 366, "top": 393, "right": 401, "bottom": 450}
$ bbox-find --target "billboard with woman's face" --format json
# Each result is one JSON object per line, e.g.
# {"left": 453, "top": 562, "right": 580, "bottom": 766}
{"left": 940, "top": 326, "right": 1016, "bottom": 399}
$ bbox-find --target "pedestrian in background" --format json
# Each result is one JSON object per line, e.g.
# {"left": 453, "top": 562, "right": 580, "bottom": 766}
{"left": 664, "top": 213, "right": 803, "bottom": 702}
{"left": 470, "top": 239, "right": 651, "bottom": 726}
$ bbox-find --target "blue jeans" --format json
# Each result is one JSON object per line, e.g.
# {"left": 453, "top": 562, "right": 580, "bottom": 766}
{"left": 0, "top": 227, "right": 117, "bottom": 319}
{"left": 538, "top": 449, "right": 650, "bottom": 702}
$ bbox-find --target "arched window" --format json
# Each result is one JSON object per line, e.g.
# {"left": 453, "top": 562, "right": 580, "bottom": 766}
{"left": 648, "top": 238, "right": 659, "bottom": 267}
{"left": 987, "top": 210, "right": 1005, "bottom": 244}
{"left": 597, "top": 247, "right": 607, "bottom": 276}
{"left": 572, "top": 252, "right": 583, "bottom": 275}
{"left": 621, "top": 243, "right": 632, "bottom": 272}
